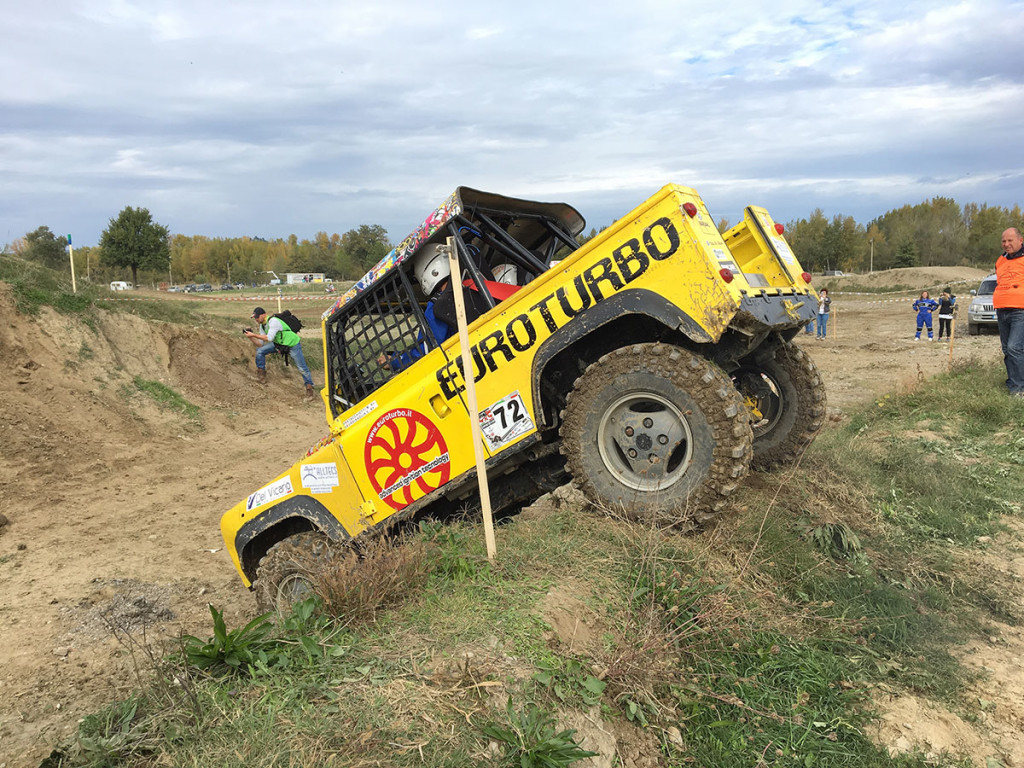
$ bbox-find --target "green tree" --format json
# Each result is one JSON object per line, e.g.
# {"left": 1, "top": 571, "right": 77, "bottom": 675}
{"left": 99, "top": 207, "right": 170, "bottom": 285}
{"left": 340, "top": 224, "right": 392, "bottom": 277}
{"left": 786, "top": 209, "right": 828, "bottom": 272}
{"left": 893, "top": 240, "right": 919, "bottom": 268}
{"left": 22, "top": 226, "right": 67, "bottom": 270}
{"left": 965, "top": 203, "right": 1012, "bottom": 266}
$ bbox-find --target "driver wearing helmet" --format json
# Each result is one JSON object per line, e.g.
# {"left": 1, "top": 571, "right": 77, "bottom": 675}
{"left": 378, "top": 245, "right": 454, "bottom": 372}
{"left": 378, "top": 246, "right": 525, "bottom": 373}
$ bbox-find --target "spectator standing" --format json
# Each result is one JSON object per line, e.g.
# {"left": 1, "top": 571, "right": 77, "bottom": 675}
{"left": 936, "top": 291, "right": 957, "bottom": 340}
{"left": 816, "top": 289, "right": 831, "bottom": 339}
{"left": 994, "top": 228, "right": 1024, "bottom": 397}
{"left": 244, "top": 306, "right": 317, "bottom": 401}
{"left": 912, "top": 291, "right": 939, "bottom": 341}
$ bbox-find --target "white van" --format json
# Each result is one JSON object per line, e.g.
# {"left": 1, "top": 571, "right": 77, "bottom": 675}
{"left": 109, "top": 281, "right": 133, "bottom": 291}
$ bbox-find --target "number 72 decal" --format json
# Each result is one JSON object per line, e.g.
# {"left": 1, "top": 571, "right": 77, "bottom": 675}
{"left": 479, "top": 390, "right": 534, "bottom": 452}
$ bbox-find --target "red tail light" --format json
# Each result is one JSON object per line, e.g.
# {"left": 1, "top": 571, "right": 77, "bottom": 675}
{"left": 719, "top": 268, "right": 734, "bottom": 283}
{"left": 801, "top": 272, "right": 812, "bottom": 283}
{"left": 682, "top": 202, "right": 698, "bottom": 217}
{"left": 774, "top": 223, "right": 785, "bottom": 235}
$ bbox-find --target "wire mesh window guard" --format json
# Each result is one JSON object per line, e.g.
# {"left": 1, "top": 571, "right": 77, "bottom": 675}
{"left": 324, "top": 212, "right": 580, "bottom": 419}
{"left": 326, "top": 269, "right": 434, "bottom": 415}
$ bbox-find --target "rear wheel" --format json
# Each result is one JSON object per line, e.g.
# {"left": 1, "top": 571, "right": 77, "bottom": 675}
{"left": 253, "top": 532, "right": 336, "bottom": 614}
{"left": 732, "top": 341, "right": 826, "bottom": 470}
{"left": 560, "top": 343, "right": 752, "bottom": 527}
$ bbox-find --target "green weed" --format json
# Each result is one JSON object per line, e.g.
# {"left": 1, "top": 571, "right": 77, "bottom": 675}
{"left": 809, "top": 521, "right": 863, "bottom": 559}
{"left": 480, "top": 699, "right": 598, "bottom": 768}
{"left": 532, "top": 657, "right": 607, "bottom": 707}
{"left": 131, "top": 376, "right": 201, "bottom": 422}
{"left": 62, "top": 696, "right": 158, "bottom": 767}
{"left": 183, "top": 605, "right": 278, "bottom": 675}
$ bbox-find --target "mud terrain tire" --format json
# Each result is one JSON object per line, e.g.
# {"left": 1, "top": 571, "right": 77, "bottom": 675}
{"left": 254, "top": 531, "right": 335, "bottom": 614}
{"left": 560, "top": 343, "right": 752, "bottom": 527}
{"left": 732, "top": 341, "right": 826, "bottom": 470}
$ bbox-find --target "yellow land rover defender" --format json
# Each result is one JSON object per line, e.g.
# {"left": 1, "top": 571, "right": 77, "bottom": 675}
{"left": 221, "top": 185, "right": 826, "bottom": 610}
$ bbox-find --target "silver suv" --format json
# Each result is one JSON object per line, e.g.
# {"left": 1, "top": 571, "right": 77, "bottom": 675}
{"left": 967, "top": 274, "right": 997, "bottom": 335}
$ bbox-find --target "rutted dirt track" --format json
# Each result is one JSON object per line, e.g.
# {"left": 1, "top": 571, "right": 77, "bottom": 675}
{"left": 0, "top": 267, "right": 1021, "bottom": 767}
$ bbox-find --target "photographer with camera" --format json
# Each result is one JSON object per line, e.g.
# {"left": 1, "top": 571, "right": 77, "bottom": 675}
{"left": 243, "top": 306, "right": 317, "bottom": 401}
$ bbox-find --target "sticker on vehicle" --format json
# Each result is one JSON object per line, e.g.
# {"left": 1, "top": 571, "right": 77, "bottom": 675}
{"left": 364, "top": 408, "right": 451, "bottom": 511}
{"left": 246, "top": 476, "right": 294, "bottom": 511}
{"left": 300, "top": 462, "right": 340, "bottom": 494}
{"left": 479, "top": 390, "right": 534, "bottom": 451}
{"left": 771, "top": 237, "right": 799, "bottom": 267}
{"left": 343, "top": 400, "right": 378, "bottom": 429}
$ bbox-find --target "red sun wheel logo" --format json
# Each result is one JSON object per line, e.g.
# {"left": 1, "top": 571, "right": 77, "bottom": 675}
{"left": 364, "top": 409, "right": 450, "bottom": 511}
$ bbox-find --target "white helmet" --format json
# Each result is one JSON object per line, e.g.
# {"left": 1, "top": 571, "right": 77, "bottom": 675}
{"left": 413, "top": 244, "right": 450, "bottom": 296}
{"left": 492, "top": 263, "right": 518, "bottom": 285}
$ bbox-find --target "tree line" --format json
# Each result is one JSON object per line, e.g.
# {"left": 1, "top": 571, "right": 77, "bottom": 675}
{"left": 6, "top": 209, "right": 392, "bottom": 288}
{"left": 783, "top": 197, "right": 1023, "bottom": 274}
{"left": 6, "top": 196, "right": 1023, "bottom": 288}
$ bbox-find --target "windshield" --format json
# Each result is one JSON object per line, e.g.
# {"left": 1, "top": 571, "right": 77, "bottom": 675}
{"left": 977, "top": 278, "right": 996, "bottom": 296}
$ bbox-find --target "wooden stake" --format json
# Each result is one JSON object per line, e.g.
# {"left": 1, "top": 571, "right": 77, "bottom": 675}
{"left": 445, "top": 237, "right": 497, "bottom": 560}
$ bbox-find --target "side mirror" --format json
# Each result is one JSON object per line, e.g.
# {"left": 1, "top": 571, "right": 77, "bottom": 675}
{"left": 970, "top": 289, "right": 977, "bottom": 296}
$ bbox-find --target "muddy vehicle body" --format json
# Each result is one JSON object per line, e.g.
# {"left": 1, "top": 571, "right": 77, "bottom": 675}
{"left": 221, "top": 184, "right": 826, "bottom": 610}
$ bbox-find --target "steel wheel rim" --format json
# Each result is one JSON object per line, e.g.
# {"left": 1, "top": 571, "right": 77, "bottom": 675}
{"left": 736, "top": 370, "right": 784, "bottom": 437}
{"left": 597, "top": 391, "right": 693, "bottom": 492}
{"left": 276, "top": 572, "right": 314, "bottom": 612}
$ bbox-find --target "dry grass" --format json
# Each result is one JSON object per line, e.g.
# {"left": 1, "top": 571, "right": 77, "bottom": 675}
{"left": 315, "top": 534, "right": 438, "bottom": 625}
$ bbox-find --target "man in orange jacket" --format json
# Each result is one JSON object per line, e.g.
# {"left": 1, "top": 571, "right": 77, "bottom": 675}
{"left": 995, "top": 228, "right": 1024, "bottom": 397}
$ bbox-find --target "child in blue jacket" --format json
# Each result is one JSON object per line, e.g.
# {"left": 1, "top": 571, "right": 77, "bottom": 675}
{"left": 912, "top": 291, "right": 939, "bottom": 341}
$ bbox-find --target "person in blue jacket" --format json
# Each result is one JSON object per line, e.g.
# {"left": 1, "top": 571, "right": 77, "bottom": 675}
{"left": 913, "top": 290, "right": 939, "bottom": 341}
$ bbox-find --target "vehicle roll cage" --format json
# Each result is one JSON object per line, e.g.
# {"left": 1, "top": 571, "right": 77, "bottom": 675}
{"left": 325, "top": 206, "right": 581, "bottom": 417}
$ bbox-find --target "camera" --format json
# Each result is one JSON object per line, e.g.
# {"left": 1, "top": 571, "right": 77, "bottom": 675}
{"left": 242, "top": 327, "right": 253, "bottom": 335}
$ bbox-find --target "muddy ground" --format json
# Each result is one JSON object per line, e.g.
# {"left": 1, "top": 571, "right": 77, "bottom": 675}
{"left": 1, "top": 266, "right": 1021, "bottom": 767}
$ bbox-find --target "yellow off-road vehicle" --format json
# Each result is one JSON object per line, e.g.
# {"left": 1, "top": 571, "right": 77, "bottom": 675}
{"left": 221, "top": 184, "right": 826, "bottom": 611}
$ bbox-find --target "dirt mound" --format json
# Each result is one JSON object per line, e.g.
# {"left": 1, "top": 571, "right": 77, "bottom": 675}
{"left": 822, "top": 266, "right": 990, "bottom": 293}
{"left": 0, "top": 285, "right": 327, "bottom": 763}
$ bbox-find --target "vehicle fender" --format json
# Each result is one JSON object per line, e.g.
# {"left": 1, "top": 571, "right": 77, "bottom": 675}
{"left": 530, "top": 288, "right": 711, "bottom": 425}
{"left": 234, "top": 495, "right": 351, "bottom": 585}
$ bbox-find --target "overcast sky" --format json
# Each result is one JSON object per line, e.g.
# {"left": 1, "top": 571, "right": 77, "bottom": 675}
{"left": 3, "top": 0, "right": 1023, "bottom": 248}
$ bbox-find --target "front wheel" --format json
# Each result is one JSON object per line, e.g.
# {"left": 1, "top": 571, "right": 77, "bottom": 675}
{"left": 253, "top": 531, "right": 336, "bottom": 614}
{"left": 732, "top": 341, "right": 826, "bottom": 470}
{"left": 560, "top": 343, "right": 752, "bottom": 527}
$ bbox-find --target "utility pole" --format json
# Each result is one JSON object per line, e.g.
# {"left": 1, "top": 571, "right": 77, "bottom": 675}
{"left": 869, "top": 238, "right": 874, "bottom": 274}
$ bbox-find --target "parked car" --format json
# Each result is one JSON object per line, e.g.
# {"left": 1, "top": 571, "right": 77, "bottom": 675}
{"left": 967, "top": 274, "right": 998, "bottom": 335}
{"left": 197, "top": 283, "right": 214, "bottom": 292}
{"left": 220, "top": 283, "right": 234, "bottom": 291}
{"left": 183, "top": 284, "right": 197, "bottom": 293}
{"left": 823, "top": 270, "right": 845, "bottom": 277}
